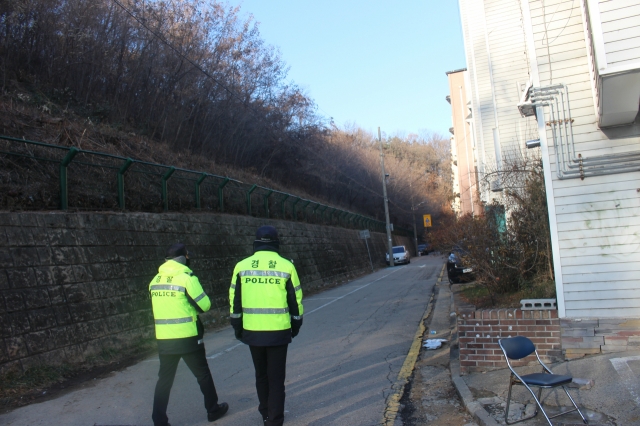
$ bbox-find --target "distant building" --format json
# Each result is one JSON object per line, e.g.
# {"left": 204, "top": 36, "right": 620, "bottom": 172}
{"left": 446, "top": 68, "right": 481, "bottom": 216}
{"left": 456, "top": 0, "right": 640, "bottom": 320}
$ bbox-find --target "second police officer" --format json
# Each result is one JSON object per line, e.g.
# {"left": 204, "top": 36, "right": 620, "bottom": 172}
{"left": 149, "top": 243, "right": 228, "bottom": 426}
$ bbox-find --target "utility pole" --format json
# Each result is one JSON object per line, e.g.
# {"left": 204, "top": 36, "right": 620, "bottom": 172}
{"left": 379, "top": 127, "right": 394, "bottom": 267}
{"left": 411, "top": 182, "right": 418, "bottom": 256}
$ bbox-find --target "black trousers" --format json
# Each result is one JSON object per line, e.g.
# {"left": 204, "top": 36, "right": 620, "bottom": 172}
{"left": 152, "top": 346, "right": 219, "bottom": 426}
{"left": 249, "top": 344, "right": 289, "bottom": 426}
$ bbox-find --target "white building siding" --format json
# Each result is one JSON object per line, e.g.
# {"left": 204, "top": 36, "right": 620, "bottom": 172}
{"left": 459, "top": 0, "right": 538, "bottom": 198}
{"left": 457, "top": 0, "right": 640, "bottom": 318}
{"left": 600, "top": 0, "right": 640, "bottom": 67}
{"left": 529, "top": 0, "right": 640, "bottom": 317}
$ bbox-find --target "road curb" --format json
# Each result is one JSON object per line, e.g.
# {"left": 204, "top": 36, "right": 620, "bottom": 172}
{"left": 381, "top": 267, "right": 437, "bottom": 425}
{"left": 448, "top": 283, "right": 501, "bottom": 426}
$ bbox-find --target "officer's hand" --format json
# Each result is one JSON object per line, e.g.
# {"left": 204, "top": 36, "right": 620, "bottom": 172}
{"left": 234, "top": 327, "right": 243, "bottom": 340}
{"left": 230, "top": 316, "right": 243, "bottom": 340}
{"left": 291, "top": 317, "right": 303, "bottom": 338}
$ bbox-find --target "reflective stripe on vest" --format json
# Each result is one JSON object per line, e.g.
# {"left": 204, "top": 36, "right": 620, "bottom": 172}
{"left": 230, "top": 313, "right": 242, "bottom": 318}
{"left": 239, "top": 270, "right": 291, "bottom": 279}
{"left": 150, "top": 284, "right": 186, "bottom": 293}
{"left": 155, "top": 316, "right": 194, "bottom": 325}
{"left": 243, "top": 307, "right": 289, "bottom": 315}
{"left": 193, "top": 292, "right": 206, "bottom": 302}
{"left": 293, "top": 285, "right": 302, "bottom": 292}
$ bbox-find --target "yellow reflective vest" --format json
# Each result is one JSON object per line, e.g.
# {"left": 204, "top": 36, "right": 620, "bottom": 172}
{"left": 230, "top": 251, "right": 303, "bottom": 331}
{"left": 149, "top": 260, "right": 211, "bottom": 340}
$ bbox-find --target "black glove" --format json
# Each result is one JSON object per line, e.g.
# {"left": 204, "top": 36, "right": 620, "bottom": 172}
{"left": 230, "top": 316, "right": 243, "bottom": 341}
{"left": 291, "top": 317, "right": 303, "bottom": 338}
{"left": 234, "top": 327, "right": 243, "bottom": 340}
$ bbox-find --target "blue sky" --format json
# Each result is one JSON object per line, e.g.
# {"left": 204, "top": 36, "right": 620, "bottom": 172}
{"left": 229, "top": 0, "right": 467, "bottom": 138}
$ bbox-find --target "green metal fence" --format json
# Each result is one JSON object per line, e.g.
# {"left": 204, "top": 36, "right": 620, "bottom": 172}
{"left": 0, "top": 134, "right": 411, "bottom": 235}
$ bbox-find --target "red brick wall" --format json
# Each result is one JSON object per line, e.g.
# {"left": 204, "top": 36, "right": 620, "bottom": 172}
{"left": 457, "top": 308, "right": 562, "bottom": 375}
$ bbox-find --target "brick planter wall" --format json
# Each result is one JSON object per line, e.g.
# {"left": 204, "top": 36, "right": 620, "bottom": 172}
{"left": 457, "top": 308, "right": 562, "bottom": 375}
{"left": 0, "top": 211, "right": 411, "bottom": 375}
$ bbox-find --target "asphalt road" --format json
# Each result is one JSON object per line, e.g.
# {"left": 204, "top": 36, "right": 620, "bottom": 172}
{"left": 0, "top": 255, "right": 443, "bottom": 426}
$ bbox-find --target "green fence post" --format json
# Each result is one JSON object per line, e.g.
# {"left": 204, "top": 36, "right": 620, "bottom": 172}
{"left": 320, "top": 205, "right": 329, "bottom": 223}
{"left": 59, "top": 147, "right": 79, "bottom": 210}
{"left": 162, "top": 167, "right": 176, "bottom": 212}
{"left": 218, "top": 178, "right": 230, "bottom": 212}
{"left": 329, "top": 208, "right": 337, "bottom": 223}
{"left": 117, "top": 158, "right": 134, "bottom": 210}
{"left": 311, "top": 203, "right": 320, "bottom": 221}
{"left": 246, "top": 184, "right": 258, "bottom": 215}
{"left": 263, "top": 190, "right": 273, "bottom": 218}
{"left": 280, "top": 194, "right": 290, "bottom": 218}
{"left": 291, "top": 198, "right": 301, "bottom": 220}
{"left": 300, "top": 200, "right": 311, "bottom": 220}
{"left": 340, "top": 211, "right": 348, "bottom": 226}
{"left": 195, "top": 173, "right": 208, "bottom": 209}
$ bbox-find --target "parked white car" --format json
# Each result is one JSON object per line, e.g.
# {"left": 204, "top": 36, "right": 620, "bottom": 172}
{"left": 386, "top": 245, "right": 410, "bottom": 265}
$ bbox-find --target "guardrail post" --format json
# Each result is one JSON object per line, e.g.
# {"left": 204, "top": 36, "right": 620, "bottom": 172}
{"left": 195, "top": 173, "right": 208, "bottom": 208}
{"left": 291, "top": 197, "right": 301, "bottom": 220}
{"left": 218, "top": 178, "right": 230, "bottom": 212}
{"left": 162, "top": 167, "right": 176, "bottom": 212}
{"left": 59, "top": 147, "right": 79, "bottom": 210}
{"left": 117, "top": 158, "right": 134, "bottom": 210}
{"left": 280, "top": 194, "right": 290, "bottom": 218}
{"left": 246, "top": 184, "right": 258, "bottom": 215}
{"left": 263, "top": 190, "right": 273, "bottom": 218}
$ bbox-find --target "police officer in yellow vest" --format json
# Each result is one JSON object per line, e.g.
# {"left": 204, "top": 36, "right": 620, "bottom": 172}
{"left": 230, "top": 226, "right": 303, "bottom": 426}
{"left": 150, "top": 243, "right": 228, "bottom": 426}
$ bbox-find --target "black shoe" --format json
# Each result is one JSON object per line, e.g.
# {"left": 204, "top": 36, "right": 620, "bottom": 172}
{"left": 208, "top": 402, "right": 229, "bottom": 422}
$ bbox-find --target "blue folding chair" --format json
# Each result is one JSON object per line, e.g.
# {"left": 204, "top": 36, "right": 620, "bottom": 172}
{"left": 498, "top": 336, "right": 588, "bottom": 425}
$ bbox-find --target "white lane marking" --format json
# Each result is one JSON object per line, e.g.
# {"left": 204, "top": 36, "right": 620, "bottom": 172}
{"left": 305, "top": 297, "right": 340, "bottom": 300}
{"left": 146, "top": 269, "right": 402, "bottom": 362}
{"left": 418, "top": 265, "right": 426, "bottom": 268}
{"left": 610, "top": 355, "right": 640, "bottom": 405}
{"left": 142, "top": 342, "right": 245, "bottom": 362}
{"left": 207, "top": 343, "right": 244, "bottom": 360}
{"left": 305, "top": 268, "right": 401, "bottom": 316}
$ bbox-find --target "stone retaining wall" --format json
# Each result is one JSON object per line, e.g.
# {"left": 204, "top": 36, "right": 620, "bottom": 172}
{"left": 457, "top": 308, "right": 561, "bottom": 375}
{"left": 0, "top": 212, "right": 410, "bottom": 375}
